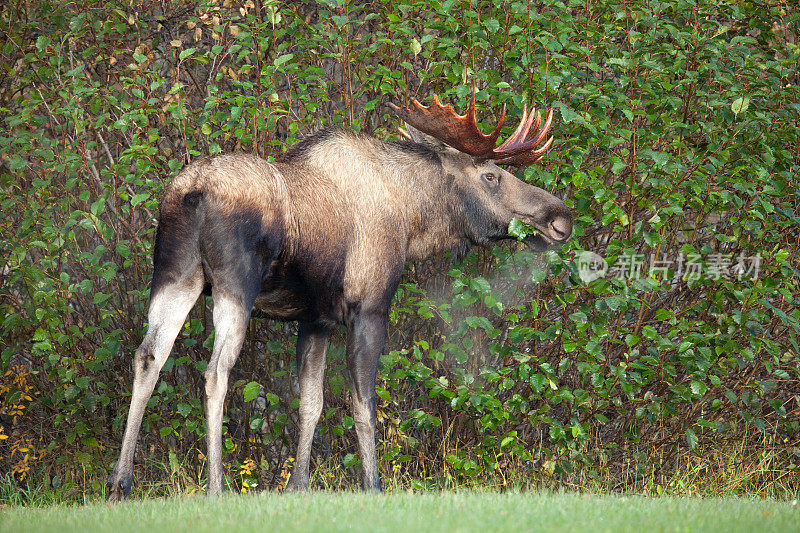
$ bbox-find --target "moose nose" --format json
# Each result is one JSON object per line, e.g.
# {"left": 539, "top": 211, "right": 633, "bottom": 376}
{"left": 549, "top": 215, "right": 572, "bottom": 241}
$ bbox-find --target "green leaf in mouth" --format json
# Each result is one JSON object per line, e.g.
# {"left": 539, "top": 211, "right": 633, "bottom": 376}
{"left": 508, "top": 217, "right": 539, "bottom": 241}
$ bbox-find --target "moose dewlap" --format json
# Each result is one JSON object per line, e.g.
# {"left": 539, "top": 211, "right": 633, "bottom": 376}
{"left": 106, "top": 95, "right": 572, "bottom": 500}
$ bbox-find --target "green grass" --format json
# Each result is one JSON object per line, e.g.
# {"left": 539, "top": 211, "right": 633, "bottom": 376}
{"left": 1, "top": 492, "right": 797, "bottom": 533}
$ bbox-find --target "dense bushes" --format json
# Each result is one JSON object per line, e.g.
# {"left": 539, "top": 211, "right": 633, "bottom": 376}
{"left": 1, "top": 0, "right": 798, "bottom": 499}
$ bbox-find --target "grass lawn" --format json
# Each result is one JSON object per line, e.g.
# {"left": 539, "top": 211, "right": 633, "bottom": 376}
{"left": 1, "top": 491, "right": 797, "bottom": 533}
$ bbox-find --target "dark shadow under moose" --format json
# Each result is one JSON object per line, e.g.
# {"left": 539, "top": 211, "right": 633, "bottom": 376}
{"left": 106, "top": 94, "right": 572, "bottom": 500}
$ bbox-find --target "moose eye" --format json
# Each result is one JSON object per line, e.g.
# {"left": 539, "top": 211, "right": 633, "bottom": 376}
{"left": 482, "top": 172, "right": 496, "bottom": 182}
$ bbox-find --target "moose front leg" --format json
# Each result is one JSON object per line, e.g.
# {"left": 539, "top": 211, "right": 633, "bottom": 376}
{"left": 345, "top": 308, "right": 388, "bottom": 492}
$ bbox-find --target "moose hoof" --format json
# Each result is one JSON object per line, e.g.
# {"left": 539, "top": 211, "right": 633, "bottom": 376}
{"left": 363, "top": 484, "right": 383, "bottom": 493}
{"left": 106, "top": 476, "right": 132, "bottom": 502}
{"left": 362, "top": 478, "right": 382, "bottom": 493}
{"left": 283, "top": 476, "right": 309, "bottom": 492}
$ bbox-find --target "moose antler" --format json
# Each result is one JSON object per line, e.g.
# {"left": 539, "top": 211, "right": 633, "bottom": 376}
{"left": 389, "top": 94, "right": 554, "bottom": 166}
{"left": 388, "top": 95, "right": 506, "bottom": 155}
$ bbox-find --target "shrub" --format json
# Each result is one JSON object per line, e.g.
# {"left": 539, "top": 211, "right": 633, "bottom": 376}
{"left": 0, "top": 0, "right": 797, "bottom": 499}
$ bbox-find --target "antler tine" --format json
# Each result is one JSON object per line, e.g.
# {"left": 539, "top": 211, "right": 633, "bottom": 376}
{"left": 388, "top": 94, "right": 506, "bottom": 158}
{"left": 525, "top": 107, "right": 553, "bottom": 147}
{"left": 494, "top": 134, "right": 554, "bottom": 166}
{"left": 495, "top": 104, "right": 538, "bottom": 149}
{"left": 491, "top": 107, "right": 553, "bottom": 162}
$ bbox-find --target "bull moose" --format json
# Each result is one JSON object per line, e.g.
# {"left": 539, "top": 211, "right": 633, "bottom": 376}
{"left": 106, "top": 94, "right": 573, "bottom": 500}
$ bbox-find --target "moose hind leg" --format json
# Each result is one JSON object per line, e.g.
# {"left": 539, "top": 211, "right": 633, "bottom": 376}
{"left": 285, "top": 321, "right": 330, "bottom": 491}
{"left": 346, "top": 310, "right": 387, "bottom": 492}
{"left": 107, "top": 269, "right": 203, "bottom": 502}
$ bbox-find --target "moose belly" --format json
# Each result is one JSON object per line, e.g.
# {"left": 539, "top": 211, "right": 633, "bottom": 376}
{"left": 253, "top": 286, "right": 314, "bottom": 321}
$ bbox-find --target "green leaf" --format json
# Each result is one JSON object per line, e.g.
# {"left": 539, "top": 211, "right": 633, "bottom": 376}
{"left": 530, "top": 374, "right": 547, "bottom": 393}
{"left": 731, "top": 96, "right": 750, "bottom": 116}
{"left": 639, "top": 149, "right": 670, "bottom": 169}
{"left": 569, "top": 311, "right": 587, "bottom": 324}
{"left": 274, "top": 53, "right": 294, "bottom": 67}
{"left": 508, "top": 218, "right": 536, "bottom": 240}
{"left": 641, "top": 326, "right": 658, "bottom": 339}
{"left": 265, "top": 393, "right": 280, "bottom": 406}
{"left": 610, "top": 157, "right": 627, "bottom": 175}
{"left": 469, "top": 277, "right": 491, "bottom": 293}
{"left": 179, "top": 47, "right": 196, "bottom": 61}
{"left": 131, "top": 193, "right": 149, "bottom": 207}
{"left": 243, "top": 381, "right": 261, "bottom": 402}
{"left": 465, "top": 315, "right": 492, "bottom": 332}
{"left": 690, "top": 380, "right": 707, "bottom": 396}
{"left": 342, "top": 416, "right": 354, "bottom": 429}
{"left": 90, "top": 197, "right": 106, "bottom": 216}
{"left": 685, "top": 428, "right": 698, "bottom": 449}
{"left": 622, "top": 108, "right": 634, "bottom": 122}
{"left": 654, "top": 309, "right": 673, "bottom": 321}
{"left": 169, "top": 451, "right": 180, "bottom": 474}
{"left": 556, "top": 103, "right": 580, "bottom": 124}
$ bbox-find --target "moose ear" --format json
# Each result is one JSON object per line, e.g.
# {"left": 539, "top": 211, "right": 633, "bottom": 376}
{"left": 402, "top": 124, "right": 449, "bottom": 151}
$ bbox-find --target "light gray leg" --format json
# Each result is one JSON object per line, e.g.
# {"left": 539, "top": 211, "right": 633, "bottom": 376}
{"left": 107, "top": 271, "right": 203, "bottom": 502}
{"left": 352, "top": 395, "right": 380, "bottom": 491}
{"left": 346, "top": 310, "right": 387, "bottom": 492}
{"left": 285, "top": 322, "right": 330, "bottom": 491}
{"left": 204, "top": 292, "right": 251, "bottom": 495}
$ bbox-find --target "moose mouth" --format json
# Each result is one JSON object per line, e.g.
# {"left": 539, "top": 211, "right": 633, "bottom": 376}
{"left": 516, "top": 216, "right": 572, "bottom": 252}
{"left": 523, "top": 232, "right": 555, "bottom": 252}
{"left": 508, "top": 215, "right": 572, "bottom": 252}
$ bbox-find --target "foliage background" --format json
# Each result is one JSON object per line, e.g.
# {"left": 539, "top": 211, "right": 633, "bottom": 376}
{"left": 0, "top": 0, "right": 798, "bottom": 500}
